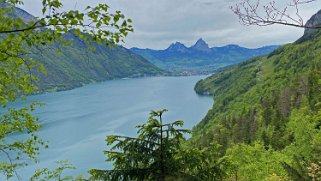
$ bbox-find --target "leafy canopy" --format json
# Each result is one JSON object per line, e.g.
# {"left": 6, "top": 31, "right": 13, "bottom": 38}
{"left": 0, "top": 0, "right": 133, "bottom": 179}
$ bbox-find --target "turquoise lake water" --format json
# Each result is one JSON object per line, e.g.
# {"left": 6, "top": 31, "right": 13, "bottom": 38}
{"left": 8, "top": 76, "right": 213, "bottom": 179}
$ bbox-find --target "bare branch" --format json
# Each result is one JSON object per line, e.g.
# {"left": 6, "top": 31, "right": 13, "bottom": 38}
{"left": 231, "top": 0, "right": 321, "bottom": 29}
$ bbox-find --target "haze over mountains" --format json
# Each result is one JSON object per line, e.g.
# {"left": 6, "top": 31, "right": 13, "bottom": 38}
{"left": 131, "top": 39, "right": 279, "bottom": 74}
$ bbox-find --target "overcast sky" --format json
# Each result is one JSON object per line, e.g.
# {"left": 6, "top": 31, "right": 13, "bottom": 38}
{"left": 21, "top": 0, "right": 321, "bottom": 49}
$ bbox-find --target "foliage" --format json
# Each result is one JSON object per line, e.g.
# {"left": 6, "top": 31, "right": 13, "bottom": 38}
{"left": 0, "top": 102, "right": 45, "bottom": 180}
{"left": 225, "top": 142, "right": 289, "bottom": 180}
{"left": 89, "top": 109, "right": 225, "bottom": 181}
{"left": 30, "top": 161, "right": 85, "bottom": 181}
{"left": 192, "top": 19, "right": 321, "bottom": 180}
{"left": 264, "top": 174, "right": 288, "bottom": 181}
{"left": 0, "top": 0, "right": 133, "bottom": 179}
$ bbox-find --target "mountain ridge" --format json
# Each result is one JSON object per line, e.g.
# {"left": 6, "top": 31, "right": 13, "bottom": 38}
{"left": 8, "top": 5, "right": 165, "bottom": 92}
{"left": 132, "top": 39, "right": 277, "bottom": 52}
{"left": 131, "top": 40, "right": 279, "bottom": 74}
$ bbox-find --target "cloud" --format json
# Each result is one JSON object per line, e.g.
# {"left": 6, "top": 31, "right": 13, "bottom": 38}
{"left": 21, "top": 0, "right": 321, "bottom": 49}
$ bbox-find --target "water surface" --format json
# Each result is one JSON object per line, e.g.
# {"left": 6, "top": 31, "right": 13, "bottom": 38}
{"left": 13, "top": 76, "right": 212, "bottom": 179}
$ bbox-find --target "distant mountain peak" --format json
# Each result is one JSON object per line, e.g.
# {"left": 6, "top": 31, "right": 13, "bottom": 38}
{"left": 166, "top": 41, "right": 188, "bottom": 52}
{"left": 191, "top": 38, "right": 210, "bottom": 52}
{"left": 197, "top": 38, "right": 205, "bottom": 42}
{"left": 170, "top": 41, "right": 186, "bottom": 47}
{"left": 194, "top": 38, "right": 208, "bottom": 46}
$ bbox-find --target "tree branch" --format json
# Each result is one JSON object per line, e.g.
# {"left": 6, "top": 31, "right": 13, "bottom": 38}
{"left": 231, "top": 0, "right": 321, "bottom": 29}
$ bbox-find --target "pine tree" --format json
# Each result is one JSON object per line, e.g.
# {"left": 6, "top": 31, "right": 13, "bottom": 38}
{"left": 89, "top": 109, "right": 225, "bottom": 181}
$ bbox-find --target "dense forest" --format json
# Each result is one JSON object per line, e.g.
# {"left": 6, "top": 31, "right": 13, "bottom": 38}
{"left": 32, "top": 32, "right": 164, "bottom": 92}
{"left": 193, "top": 11, "right": 321, "bottom": 180}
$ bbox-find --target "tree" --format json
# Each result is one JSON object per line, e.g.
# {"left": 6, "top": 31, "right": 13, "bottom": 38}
{"left": 30, "top": 161, "right": 85, "bottom": 181}
{"left": 0, "top": 0, "right": 133, "bottom": 179}
{"left": 89, "top": 109, "right": 226, "bottom": 181}
{"left": 231, "top": 0, "right": 321, "bottom": 29}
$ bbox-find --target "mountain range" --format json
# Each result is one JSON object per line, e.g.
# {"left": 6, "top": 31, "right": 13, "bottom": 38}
{"left": 131, "top": 39, "right": 279, "bottom": 74}
{"left": 7, "top": 4, "right": 164, "bottom": 92}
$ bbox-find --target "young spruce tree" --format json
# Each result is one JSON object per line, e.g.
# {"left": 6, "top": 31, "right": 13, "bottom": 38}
{"left": 89, "top": 109, "right": 226, "bottom": 181}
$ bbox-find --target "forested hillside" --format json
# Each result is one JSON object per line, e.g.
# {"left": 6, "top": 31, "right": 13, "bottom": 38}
{"left": 31, "top": 32, "right": 164, "bottom": 92}
{"left": 10, "top": 5, "right": 164, "bottom": 92}
{"left": 192, "top": 10, "right": 321, "bottom": 180}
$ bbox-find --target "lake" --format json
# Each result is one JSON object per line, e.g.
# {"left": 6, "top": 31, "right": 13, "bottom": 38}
{"left": 11, "top": 76, "right": 213, "bottom": 179}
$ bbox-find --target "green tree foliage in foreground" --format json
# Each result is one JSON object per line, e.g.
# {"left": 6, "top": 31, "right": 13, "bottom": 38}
{"left": 0, "top": 0, "right": 133, "bottom": 179}
{"left": 89, "top": 109, "right": 226, "bottom": 181}
{"left": 30, "top": 161, "right": 85, "bottom": 181}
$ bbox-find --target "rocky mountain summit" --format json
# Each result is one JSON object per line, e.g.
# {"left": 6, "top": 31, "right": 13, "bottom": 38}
{"left": 131, "top": 39, "right": 278, "bottom": 73}
{"left": 190, "top": 38, "right": 211, "bottom": 52}
{"left": 166, "top": 42, "right": 188, "bottom": 52}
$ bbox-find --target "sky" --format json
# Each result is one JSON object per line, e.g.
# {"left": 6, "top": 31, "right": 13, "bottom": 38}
{"left": 21, "top": 0, "right": 321, "bottom": 49}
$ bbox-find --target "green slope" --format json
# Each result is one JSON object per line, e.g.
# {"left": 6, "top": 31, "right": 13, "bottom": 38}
{"left": 192, "top": 20, "right": 321, "bottom": 180}
{"left": 7, "top": 5, "right": 164, "bottom": 92}
{"left": 193, "top": 30, "right": 321, "bottom": 146}
{"left": 30, "top": 32, "right": 164, "bottom": 92}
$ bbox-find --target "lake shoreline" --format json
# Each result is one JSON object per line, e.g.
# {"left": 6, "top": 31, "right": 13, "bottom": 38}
{"left": 32, "top": 73, "right": 214, "bottom": 96}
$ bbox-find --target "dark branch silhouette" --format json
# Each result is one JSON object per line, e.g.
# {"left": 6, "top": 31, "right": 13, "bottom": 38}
{"left": 231, "top": 0, "right": 321, "bottom": 29}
